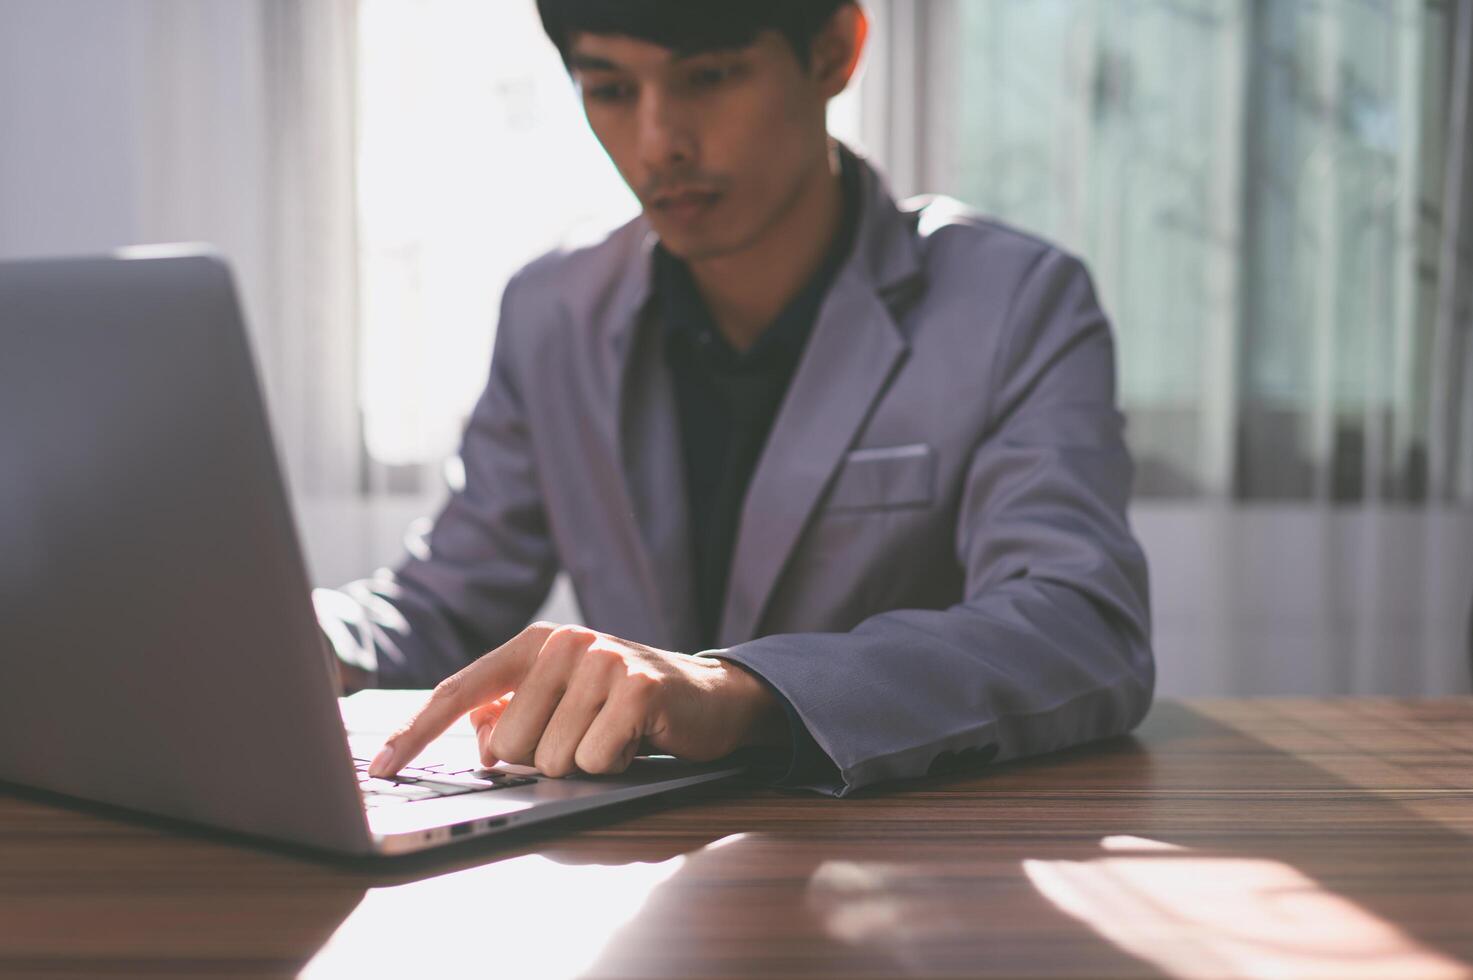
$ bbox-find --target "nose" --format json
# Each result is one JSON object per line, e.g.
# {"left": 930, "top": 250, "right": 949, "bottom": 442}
{"left": 635, "top": 87, "right": 696, "bottom": 175}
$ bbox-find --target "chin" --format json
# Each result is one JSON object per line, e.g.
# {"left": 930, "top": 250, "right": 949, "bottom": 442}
{"left": 651, "top": 226, "right": 746, "bottom": 263}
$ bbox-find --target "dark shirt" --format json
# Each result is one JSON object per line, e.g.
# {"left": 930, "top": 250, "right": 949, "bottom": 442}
{"left": 657, "top": 146, "right": 862, "bottom": 787}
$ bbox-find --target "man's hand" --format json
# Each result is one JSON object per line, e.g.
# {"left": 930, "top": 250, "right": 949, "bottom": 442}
{"left": 367, "top": 623, "right": 788, "bottom": 779}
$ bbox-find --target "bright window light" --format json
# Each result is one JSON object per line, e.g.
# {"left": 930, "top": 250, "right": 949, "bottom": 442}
{"left": 356, "top": 0, "right": 638, "bottom": 467}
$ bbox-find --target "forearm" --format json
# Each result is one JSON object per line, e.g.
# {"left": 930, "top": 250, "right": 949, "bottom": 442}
{"left": 313, "top": 579, "right": 465, "bottom": 689}
{"left": 313, "top": 545, "right": 555, "bottom": 690}
{"left": 713, "top": 577, "right": 1153, "bottom": 796}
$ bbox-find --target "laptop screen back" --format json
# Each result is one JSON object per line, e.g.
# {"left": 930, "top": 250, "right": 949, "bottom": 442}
{"left": 0, "top": 253, "right": 369, "bottom": 852}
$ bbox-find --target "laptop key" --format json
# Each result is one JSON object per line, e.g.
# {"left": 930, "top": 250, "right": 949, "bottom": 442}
{"left": 471, "top": 768, "right": 538, "bottom": 784}
{"left": 359, "top": 777, "right": 402, "bottom": 794}
{"left": 356, "top": 769, "right": 518, "bottom": 806}
{"left": 384, "top": 786, "right": 443, "bottom": 802}
{"left": 362, "top": 794, "right": 408, "bottom": 807}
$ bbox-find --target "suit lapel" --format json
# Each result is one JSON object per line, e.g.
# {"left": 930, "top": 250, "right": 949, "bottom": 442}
{"left": 717, "top": 155, "right": 925, "bottom": 646}
{"left": 600, "top": 228, "right": 703, "bottom": 651}
{"left": 616, "top": 306, "right": 703, "bottom": 651}
{"left": 598, "top": 149, "right": 924, "bottom": 652}
{"left": 715, "top": 272, "right": 908, "bottom": 647}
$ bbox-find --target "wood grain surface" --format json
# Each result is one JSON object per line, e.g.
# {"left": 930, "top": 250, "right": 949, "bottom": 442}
{"left": 0, "top": 698, "right": 1469, "bottom": 978}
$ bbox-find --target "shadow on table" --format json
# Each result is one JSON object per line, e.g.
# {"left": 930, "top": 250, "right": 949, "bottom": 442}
{"left": 571, "top": 702, "right": 1472, "bottom": 978}
{"left": 303, "top": 702, "right": 1473, "bottom": 977}
{"left": 4, "top": 702, "right": 1469, "bottom": 978}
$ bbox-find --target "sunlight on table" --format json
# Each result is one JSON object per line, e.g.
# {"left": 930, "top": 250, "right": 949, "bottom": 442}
{"left": 1024, "top": 836, "right": 1470, "bottom": 980}
{"left": 301, "top": 851, "right": 686, "bottom": 978}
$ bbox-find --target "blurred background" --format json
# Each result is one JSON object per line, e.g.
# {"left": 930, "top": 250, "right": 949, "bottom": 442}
{"left": 2, "top": 0, "right": 1470, "bottom": 696}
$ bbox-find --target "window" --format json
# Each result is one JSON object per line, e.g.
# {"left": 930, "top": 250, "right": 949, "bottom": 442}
{"left": 356, "top": 0, "right": 638, "bottom": 473}
{"left": 920, "top": 0, "right": 1470, "bottom": 500}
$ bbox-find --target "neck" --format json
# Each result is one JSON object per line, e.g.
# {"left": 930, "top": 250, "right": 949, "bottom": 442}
{"left": 686, "top": 142, "right": 844, "bottom": 353}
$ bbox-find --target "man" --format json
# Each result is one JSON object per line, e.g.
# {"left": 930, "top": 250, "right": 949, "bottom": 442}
{"left": 316, "top": 0, "right": 1154, "bottom": 796}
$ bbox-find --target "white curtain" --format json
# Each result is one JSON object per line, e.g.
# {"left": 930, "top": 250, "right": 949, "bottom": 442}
{"left": 0, "top": 0, "right": 365, "bottom": 578}
{"left": 1429, "top": 0, "right": 1473, "bottom": 501}
{"left": 886, "top": 0, "right": 1473, "bottom": 505}
{"left": 130, "top": 0, "right": 362, "bottom": 500}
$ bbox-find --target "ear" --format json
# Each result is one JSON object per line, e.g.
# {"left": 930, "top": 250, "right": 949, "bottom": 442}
{"left": 811, "top": 3, "right": 868, "bottom": 100}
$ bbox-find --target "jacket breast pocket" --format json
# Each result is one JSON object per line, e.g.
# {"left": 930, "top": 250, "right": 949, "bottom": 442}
{"left": 824, "top": 443, "right": 936, "bottom": 513}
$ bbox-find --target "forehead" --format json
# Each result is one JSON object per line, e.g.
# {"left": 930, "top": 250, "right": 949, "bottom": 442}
{"left": 566, "top": 30, "right": 779, "bottom": 73}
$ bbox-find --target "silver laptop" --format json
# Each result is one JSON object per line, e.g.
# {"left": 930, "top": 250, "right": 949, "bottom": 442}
{"left": 0, "top": 249, "right": 746, "bottom": 856}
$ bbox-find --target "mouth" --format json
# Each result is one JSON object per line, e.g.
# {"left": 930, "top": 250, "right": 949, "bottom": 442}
{"left": 650, "top": 189, "right": 722, "bottom": 225}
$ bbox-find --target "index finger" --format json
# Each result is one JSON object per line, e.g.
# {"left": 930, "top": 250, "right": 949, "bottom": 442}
{"left": 367, "top": 623, "right": 555, "bottom": 776}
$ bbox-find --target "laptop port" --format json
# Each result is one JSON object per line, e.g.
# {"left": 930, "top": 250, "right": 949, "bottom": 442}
{"left": 450, "top": 822, "right": 473, "bottom": 838}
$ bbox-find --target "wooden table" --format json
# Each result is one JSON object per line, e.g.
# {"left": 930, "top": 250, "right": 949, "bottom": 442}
{"left": 1, "top": 698, "right": 1469, "bottom": 978}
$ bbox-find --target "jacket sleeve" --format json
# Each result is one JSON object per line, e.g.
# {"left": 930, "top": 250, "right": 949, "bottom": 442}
{"left": 709, "top": 250, "right": 1154, "bottom": 796}
{"left": 313, "top": 274, "right": 559, "bottom": 688}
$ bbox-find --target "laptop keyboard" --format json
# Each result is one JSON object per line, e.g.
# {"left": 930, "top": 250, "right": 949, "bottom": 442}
{"left": 351, "top": 758, "right": 537, "bottom": 808}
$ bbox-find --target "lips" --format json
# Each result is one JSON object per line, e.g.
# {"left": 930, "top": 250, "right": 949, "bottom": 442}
{"left": 653, "top": 189, "right": 719, "bottom": 208}
{"left": 651, "top": 190, "right": 721, "bottom": 223}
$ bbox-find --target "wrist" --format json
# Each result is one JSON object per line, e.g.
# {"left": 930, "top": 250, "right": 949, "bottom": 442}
{"left": 713, "top": 658, "right": 789, "bottom": 752}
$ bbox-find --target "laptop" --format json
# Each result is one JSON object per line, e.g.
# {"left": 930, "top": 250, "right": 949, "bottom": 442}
{"left": 0, "top": 248, "right": 747, "bottom": 856}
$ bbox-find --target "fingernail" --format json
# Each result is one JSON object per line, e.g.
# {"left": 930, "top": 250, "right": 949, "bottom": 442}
{"left": 369, "top": 745, "right": 395, "bottom": 776}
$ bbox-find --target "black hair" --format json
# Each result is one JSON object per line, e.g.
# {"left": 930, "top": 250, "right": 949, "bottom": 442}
{"left": 535, "top": 0, "right": 854, "bottom": 69}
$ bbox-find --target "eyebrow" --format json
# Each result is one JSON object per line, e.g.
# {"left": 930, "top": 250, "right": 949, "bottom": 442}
{"left": 567, "top": 45, "right": 740, "bottom": 75}
{"left": 568, "top": 53, "right": 622, "bottom": 73}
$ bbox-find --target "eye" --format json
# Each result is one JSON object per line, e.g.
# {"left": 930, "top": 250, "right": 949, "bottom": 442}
{"left": 685, "top": 62, "right": 743, "bottom": 91}
{"left": 582, "top": 79, "right": 635, "bottom": 104}
{"left": 690, "top": 66, "right": 730, "bottom": 87}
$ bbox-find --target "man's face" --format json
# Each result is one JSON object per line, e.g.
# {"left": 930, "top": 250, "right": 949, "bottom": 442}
{"left": 568, "top": 29, "right": 832, "bottom": 262}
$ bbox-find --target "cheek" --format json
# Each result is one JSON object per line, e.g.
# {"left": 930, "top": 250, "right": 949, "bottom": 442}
{"left": 710, "top": 85, "right": 814, "bottom": 185}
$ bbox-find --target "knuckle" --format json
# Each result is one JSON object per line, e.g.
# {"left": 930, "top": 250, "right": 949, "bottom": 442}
{"left": 620, "top": 670, "right": 659, "bottom": 703}
{"left": 534, "top": 746, "right": 571, "bottom": 778}
{"left": 431, "top": 672, "right": 463, "bottom": 704}
{"left": 489, "top": 728, "right": 533, "bottom": 766}
{"left": 548, "top": 624, "right": 595, "bottom": 649}
{"left": 538, "top": 626, "right": 594, "bottom": 665}
{"left": 623, "top": 669, "right": 657, "bottom": 689}
{"left": 585, "top": 642, "right": 626, "bottom": 672}
{"left": 574, "top": 741, "right": 620, "bottom": 775}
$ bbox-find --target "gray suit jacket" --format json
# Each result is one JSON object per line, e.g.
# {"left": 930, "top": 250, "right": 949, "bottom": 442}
{"left": 315, "top": 150, "right": 1154, "bottom": 796}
